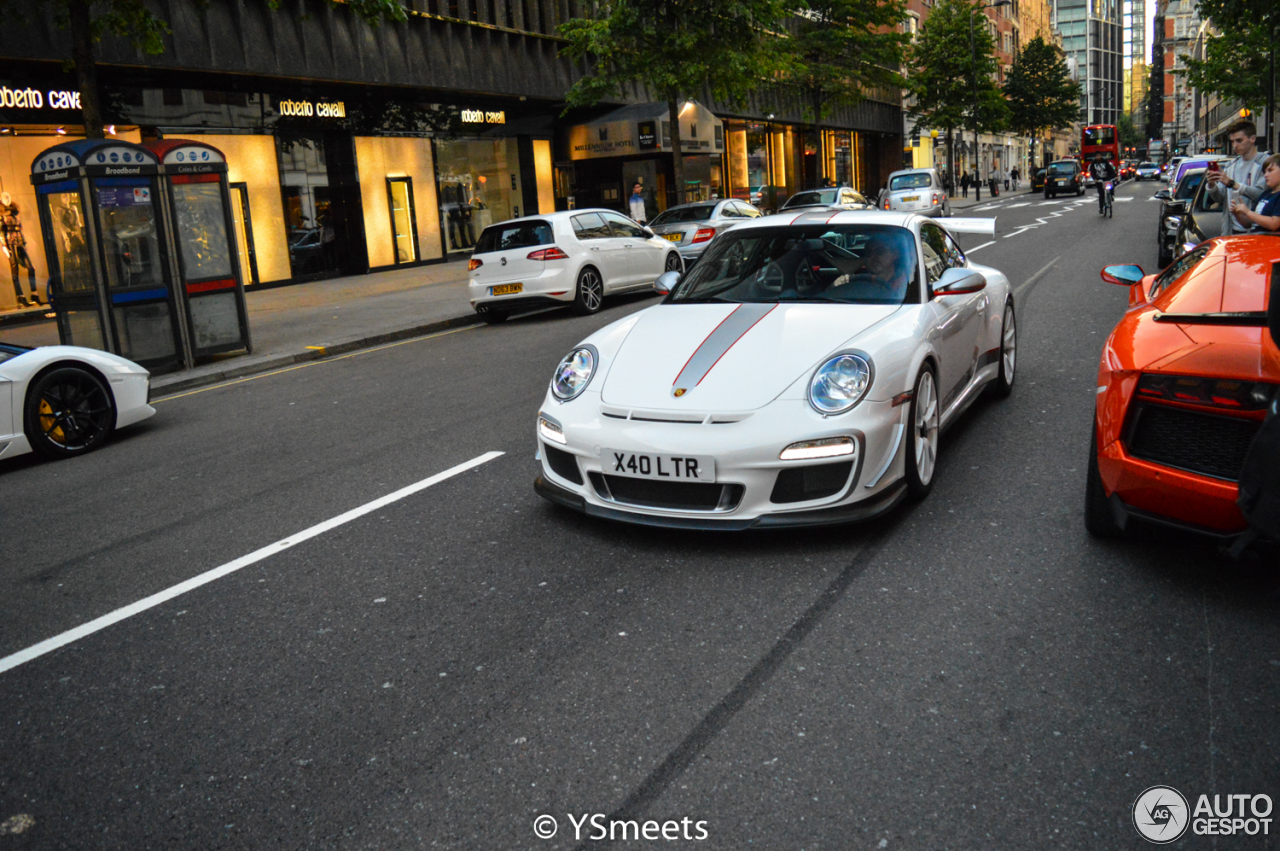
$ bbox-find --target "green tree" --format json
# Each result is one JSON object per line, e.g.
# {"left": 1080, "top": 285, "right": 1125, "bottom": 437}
{"left": 784, "top": 0, "right": 910, "bottom": 135}
{"left": 1183, "top": 0, "right": 1277, "bottom": 149}
{"left": 0, "top": 0, "right": 407, "bottom": 139}
{"left": 907, "top": 0, "right": 1008, "bottom": 187}
{"left": 560, "top": 0, "right": 788, "bottom": 205}
{"left": 1003, "top": 35, "right": 1081, "bottom": 167}
{"left": 1117, "top": 111, "right": 1142, "bottom": 152}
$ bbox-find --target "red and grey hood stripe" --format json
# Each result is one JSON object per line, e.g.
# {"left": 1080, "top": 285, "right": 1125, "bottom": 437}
{"left": 671, "top": 304, "right": 775, "bottom": 397}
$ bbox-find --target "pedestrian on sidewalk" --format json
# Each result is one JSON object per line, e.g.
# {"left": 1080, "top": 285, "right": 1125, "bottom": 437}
{"left": 961, "top": 172, "right": 970, "bottom": 198}
{"left": 1003, "top": 168, "right": 1011, "bottom": 191}
{"left": 1205, "top": 118, "right": 1271, "bottom": 236}
{"left": 1011, "top": 167, "right": 1020, "bottom": 191}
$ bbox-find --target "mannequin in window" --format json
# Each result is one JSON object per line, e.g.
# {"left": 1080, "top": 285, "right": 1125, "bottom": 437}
{"left": 2, "top": 192, "right": 41, "bottom": 307}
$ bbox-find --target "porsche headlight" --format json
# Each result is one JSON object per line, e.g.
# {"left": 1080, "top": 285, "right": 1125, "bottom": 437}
{"left": 551, "top": 345, "right": 597, "bottom": 401}
{"left": 808, "top": 353, "right": 873, "bottom": 415}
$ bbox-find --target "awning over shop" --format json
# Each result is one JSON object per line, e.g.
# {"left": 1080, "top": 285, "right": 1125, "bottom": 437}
{"left": 568, "top": 100, "right": 724, "bottom": 161}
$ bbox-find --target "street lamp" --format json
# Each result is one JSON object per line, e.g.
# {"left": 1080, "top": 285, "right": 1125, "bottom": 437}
{"left": 969, "top": 0, "right": 1010, "bottom": 198}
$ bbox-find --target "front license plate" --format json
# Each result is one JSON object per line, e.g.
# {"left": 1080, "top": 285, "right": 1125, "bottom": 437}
{"left": 902, "top": 195, "right": 920, "bottom": 202}
{"left": 491, "top": 283, "right": 523, "bottom": 296}
{"left": 605, "top": 450, "right": 715, "bottom": 482}
{"left": 663, "top": 233, "right": 683, "bottom": 243}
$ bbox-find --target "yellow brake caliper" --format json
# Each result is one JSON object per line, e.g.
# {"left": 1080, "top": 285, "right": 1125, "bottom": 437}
{"left": 38, "top": 398, "right": 66, "bottom": 443}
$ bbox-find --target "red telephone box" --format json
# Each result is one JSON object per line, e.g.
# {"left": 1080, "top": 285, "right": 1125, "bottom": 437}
{"left": 144, "top": 140, "right": 252, "bottom": 358}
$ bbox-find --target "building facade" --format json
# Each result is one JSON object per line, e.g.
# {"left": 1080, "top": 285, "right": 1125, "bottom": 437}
{"left": 1054, "top": 0, "right": 1124, "bottom": 126}
{"left": 0, "top": 0, "right": 903, "bottom": 313}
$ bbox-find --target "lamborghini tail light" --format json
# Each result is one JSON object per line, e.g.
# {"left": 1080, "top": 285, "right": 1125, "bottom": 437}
{"left": 1136, "top": 373, "right": 1278, "bottom": 411}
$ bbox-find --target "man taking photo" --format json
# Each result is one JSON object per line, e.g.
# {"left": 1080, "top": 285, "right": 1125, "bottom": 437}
{"left": 1205, "top": 119, "right": 1271, "bottom": 235}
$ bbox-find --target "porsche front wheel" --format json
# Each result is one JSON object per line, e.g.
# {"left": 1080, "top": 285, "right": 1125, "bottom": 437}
{"left": 905, "top": 366, "right": 939, "bottom": 500}
{"left": 988, "top": 300, "right": 1016, "bottom": 398}
{"left": 571, "top": 267, "right": 603, "bottom": 316}
{"left": 24, "top": 367, "right": 116, "bottom": 459}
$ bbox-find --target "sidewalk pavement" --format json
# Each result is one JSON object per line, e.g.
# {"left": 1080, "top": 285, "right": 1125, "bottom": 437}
{"left": 0, "top": 259, "right": 485, "bottom": 395}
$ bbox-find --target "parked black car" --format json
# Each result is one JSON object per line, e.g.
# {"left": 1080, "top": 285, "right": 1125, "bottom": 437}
{"left": 1154, "top": 167, "right": 1210, "bottom": 267}
{"left": 1043, "top": 159, "right": 1085, "bottom": 198}
{"left": 1165, "top": 172, "right": 1226, "bottom": 265}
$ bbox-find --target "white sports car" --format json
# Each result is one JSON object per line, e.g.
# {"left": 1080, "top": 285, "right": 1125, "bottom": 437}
{"left": 533, "top": 210, "right": 1014, "bottom": 529}
{"left": 0, "top": 344, "right": 155, "bottom": 461}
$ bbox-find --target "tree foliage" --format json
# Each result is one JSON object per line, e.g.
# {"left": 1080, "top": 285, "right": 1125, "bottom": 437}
{"left": 559, "top": 0, "right": 788, "bottom": 204}
{"left": 1184, "top": 0, "right": 1277, "bottom": 146}
{"left": 906, "top": 0, "right": 1007, "bottom": 180}
{"left": 1117, "top": 111, "right": 1143, "bottom": 149}
{"left": 782, "top": 0, "right": 910, "bottom": 125}
{"left": 1002, "top": 36, "right": 1080, "bottom": 137}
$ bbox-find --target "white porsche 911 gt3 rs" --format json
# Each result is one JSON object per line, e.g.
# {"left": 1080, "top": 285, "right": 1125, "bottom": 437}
{"left": 533, "top": 210, "right": 1015, "bottom": 529}
{"left": 0, "top": 343, "right": 155, "bottom": 461}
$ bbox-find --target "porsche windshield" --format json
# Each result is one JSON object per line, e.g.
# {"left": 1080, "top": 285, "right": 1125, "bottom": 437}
{"left": 669, "top": 225, "right": 919, "bottom": 306}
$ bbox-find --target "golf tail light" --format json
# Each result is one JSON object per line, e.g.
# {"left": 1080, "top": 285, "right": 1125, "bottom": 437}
{"left": 691, "top": 227, "right": 716, "bottom": 244}
{"left": 538, "top": 415, "right": 567, "bottom": 445}
{"left": 528, "top": 247, "right": 569, "bottom": 261}
{"left": 1136, "top": 374, "right": 1277, "bottom": 411}
{"left": 780, "top": 436, "right": 855, "bottom": 460}
{"left": 468, "top": 258, "right": 483, "bottom": 271}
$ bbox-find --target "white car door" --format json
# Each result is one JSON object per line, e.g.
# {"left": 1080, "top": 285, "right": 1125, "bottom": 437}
{"left": 571, "top": 212, "right": 631, "bottom": 290}
{"left": 921, "top": 223, "right": 987, "bottom": 411}
{"left": 601, "top": 211, "right": 664, "bottom": 289}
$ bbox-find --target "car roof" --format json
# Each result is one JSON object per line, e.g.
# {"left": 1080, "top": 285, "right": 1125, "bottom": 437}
{"left": 722, "top": 209, "right": 918, "bottom": 231}
{"left": 888, "top": 168, "right": 938, "bottom": 177}
{"left": 478, "top": 208, "right": 625, "bottom": 228}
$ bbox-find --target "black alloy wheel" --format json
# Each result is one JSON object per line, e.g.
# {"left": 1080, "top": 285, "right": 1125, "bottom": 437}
{"left": 1084, "top": 430, "right": 1124, "bottom": 537}
{"left": 664, "top": 252, "right": 682, "bottom": 275}
{"left": 24, "top": 366, "right": 116, "bottom": 459}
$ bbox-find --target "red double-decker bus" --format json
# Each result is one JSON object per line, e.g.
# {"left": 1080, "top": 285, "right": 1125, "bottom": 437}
{"left": 1082, "top": 124, "right": 1120, "bottom": 171}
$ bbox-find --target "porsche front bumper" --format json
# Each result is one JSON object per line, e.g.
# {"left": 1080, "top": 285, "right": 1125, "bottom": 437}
{"left": 533, "top": 395, "right": 911, "bottom": 529}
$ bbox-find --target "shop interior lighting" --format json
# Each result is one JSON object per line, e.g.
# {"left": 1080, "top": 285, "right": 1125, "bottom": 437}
{"left": 105, "top": 125, "right": 116, "bottom": 135}
{"left": 55, "top": 127, "right": 67, "bottom": 135}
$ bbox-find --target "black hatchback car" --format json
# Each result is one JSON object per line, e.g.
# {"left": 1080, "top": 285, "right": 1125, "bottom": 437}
{"left": 1043, "top": 160, "right": 1085, "bottom": 198}
{"left": 1166, "top": 172, "right": 1226, "bottom": 265}
{"left": 1154, "top": 167, "right": 1208, "bottom": 267}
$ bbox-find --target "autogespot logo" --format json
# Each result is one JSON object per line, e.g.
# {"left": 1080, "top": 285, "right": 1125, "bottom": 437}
{"left": 1133, "top": 786, "right": 1190, "bottom": 844}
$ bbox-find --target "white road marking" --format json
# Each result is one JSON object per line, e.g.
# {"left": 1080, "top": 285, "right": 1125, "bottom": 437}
{"left": 0, "top": 451, "right": 507, "bottom": 676}
{"left": 1115, "top": 197, "right": 1135, "bottom": 202}
{"left": 1014, "top": 255, "right": 1062, "bottom": 298}
{"left": 1005, "top": 202, "right": 1032, "bottom": 208}
{"left": 965, "top": 241, "right": 996, "bottom": 253}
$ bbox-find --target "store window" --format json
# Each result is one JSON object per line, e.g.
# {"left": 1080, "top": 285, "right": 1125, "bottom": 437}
{"left": 435, "top": 138, "right": 523, "bottom": 255}
{"left": 228, "top": 183, "right": 259, "bottom": 285}
{"left": 386, "top": 177, "right": 418, "bottom": 263}
{"left": 277, "top": 135, "right": 338, "bottom": 277}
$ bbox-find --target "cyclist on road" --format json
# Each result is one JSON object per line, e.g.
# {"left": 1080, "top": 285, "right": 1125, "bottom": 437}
{"left": 1090, "top": 158, "right": 1117, "bottom": 214}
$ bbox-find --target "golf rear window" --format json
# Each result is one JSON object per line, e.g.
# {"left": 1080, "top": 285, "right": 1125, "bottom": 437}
{"left": 474, "top": 221, "right": 553, "bottom": 255}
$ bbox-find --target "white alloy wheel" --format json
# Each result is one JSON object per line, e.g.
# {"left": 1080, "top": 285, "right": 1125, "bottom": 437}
{"left": 905, "top": 367, "right": 939, "bottom": 499}
{"left": 989, "top": 301, "right": 1016, "bottom": 397}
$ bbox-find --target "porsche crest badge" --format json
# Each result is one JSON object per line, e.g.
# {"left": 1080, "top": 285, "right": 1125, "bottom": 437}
{"left": 673, "top": 388, "right": 687, "bottom": 398}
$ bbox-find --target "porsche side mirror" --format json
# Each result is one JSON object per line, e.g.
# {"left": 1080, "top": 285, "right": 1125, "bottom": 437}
{"left": 655, "top": 270, "right": 681, "bottom": 295}
{"left": 1101, "top": 264, "right": 1145, "bottom": 286}
{"left": 1154, "top": 189, "right": 1172, "bottom": 201}
{"left": 933, "top": 268, "right": 986, "bottom": 296}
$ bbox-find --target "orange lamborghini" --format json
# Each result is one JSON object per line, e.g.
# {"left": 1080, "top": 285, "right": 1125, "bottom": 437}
{"left": 1087, "top": 236, "right": 1280, "bottom": 539}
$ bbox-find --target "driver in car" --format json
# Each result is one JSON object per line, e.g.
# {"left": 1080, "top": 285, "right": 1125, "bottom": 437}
{"left": 835, "top": 233, "right": 909, "bottom": 301}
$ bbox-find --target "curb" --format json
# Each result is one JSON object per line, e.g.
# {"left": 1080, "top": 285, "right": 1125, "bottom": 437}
{"left": 0, "top": 307, "right": 53, "bottom": 328}
{"left": 152, "top": 311, "right": 485, "bottom": 396}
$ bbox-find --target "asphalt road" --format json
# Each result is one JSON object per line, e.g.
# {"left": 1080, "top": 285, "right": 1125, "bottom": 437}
{"left": 2, "top": 180, "right": 1277, "bottom": 850}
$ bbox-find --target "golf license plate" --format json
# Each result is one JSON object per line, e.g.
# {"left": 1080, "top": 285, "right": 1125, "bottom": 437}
{"left": 491, "top": 283, "right": 523, "bottom": 296}
{"left": 605, "top": 449, "right": 715, "bottom": 482}
{"left": 663, "top": 233, "right": 683, "bottom": 243}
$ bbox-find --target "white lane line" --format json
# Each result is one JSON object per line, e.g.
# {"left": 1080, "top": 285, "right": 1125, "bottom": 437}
{"left": 1014, "top": 255, "right": 1062, "bottom": 298}
{"left": 966, "top": 240, "right": 996, "bottom": 253}
{"left": 0, "top": 451, "right": 507, "bottom": 676}
{"left": 1116, "top": 197, "right": 1135, "bottom": 202}
{"left": 1006, "top": 202, "right": 1032, "bottom": 208}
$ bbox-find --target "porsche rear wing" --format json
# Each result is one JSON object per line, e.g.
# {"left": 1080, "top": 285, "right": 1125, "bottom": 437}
{"left": 939, "top": 217, "right": 996, "bottom": 237}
